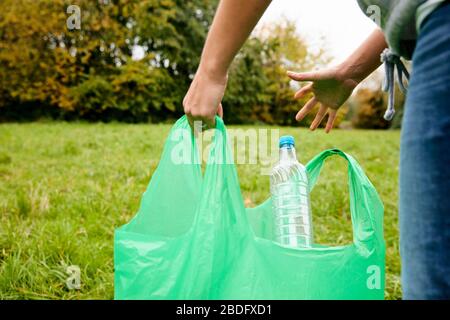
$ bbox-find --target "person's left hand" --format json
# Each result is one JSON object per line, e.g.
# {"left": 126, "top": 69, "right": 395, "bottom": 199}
{"left": 287, "top": 66, "right": 358, "bottom": 133}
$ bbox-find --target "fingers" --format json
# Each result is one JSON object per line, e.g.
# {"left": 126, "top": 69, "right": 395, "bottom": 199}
{"left": 186, "top": 104, "right": 222, "bottom": 132}
{"left": 294, "top": 83, "right": 313, "bottom": 99}
{"left": 310, "top": 104, "right": 327, "bottom": 131}
{"left": 325, "top": 109, "right": 337, "bottom": 133}
{"left": 287, "top": 70, "right": 320, "bottom": 82}
{"left": 198, "top": 117, "right": 215, "bottom": 130}
{"left": 187, "top": 114, "right": 214, "bottom": 132}
{"left": 295, "top": 97, "right": 317, "bottom": 122}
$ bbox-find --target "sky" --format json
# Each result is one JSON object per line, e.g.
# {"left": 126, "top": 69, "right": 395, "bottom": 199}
{"left": 256, "top": 0, "right": 377, "bottom": 64}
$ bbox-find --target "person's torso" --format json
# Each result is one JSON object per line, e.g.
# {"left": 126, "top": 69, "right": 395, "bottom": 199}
{"left": 356, "top": 0, "right": 444, "bottom": 59}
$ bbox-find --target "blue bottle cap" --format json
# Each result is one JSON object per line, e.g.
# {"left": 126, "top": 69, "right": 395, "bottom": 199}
{"left": 279, "top": 135, "right": 295, "bottom": 148}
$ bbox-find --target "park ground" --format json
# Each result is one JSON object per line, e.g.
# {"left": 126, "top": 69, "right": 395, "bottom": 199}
{"left": 0, "top": 122, "right": 401, "bottom": 299}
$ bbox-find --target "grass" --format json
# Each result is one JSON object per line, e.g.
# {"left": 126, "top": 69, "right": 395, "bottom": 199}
{"left": 0, "top": 121, "right": 401, "bottom": 300}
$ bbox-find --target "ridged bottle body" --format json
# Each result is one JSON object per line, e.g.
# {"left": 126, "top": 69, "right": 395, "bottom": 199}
{"left": 270, "top": 144, "right": 313, "bottom": 248}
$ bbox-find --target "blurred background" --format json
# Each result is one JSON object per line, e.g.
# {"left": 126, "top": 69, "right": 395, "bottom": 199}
{"left": 0, "top": 0, "right": 405, "bottom": 129}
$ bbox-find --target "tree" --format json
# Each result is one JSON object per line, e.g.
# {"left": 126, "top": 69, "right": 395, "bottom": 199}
{"left": 0, "top": 2, "right": 349, "bottom": 126}
{"left": 0, "top": 0, "right": 218, "bottom": 121}
{"left": 352, "top": 88, "right": 390, "bottom": 129}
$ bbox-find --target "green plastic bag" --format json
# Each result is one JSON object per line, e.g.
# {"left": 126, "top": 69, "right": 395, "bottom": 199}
{"left": 114, "top": 116, "right": 385, "bottom": 299}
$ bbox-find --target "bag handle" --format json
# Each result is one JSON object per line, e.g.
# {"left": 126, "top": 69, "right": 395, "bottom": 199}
{"left": 200, "top": 117, "right": 252, "bottom": 232}
{"left": 306, "top": 149, "right": 384, "bottom": 253}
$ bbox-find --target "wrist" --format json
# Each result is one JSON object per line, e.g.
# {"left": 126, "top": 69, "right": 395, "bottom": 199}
{"left": 336, "top": 61, "right": 367, "bottom": 87}
{"left": 197, "top": 61, "right": 229, "bottom": 85}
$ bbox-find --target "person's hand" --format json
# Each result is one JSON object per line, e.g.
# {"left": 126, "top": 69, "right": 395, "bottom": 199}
{"left": 287, "top": 66, "right": 359, "bottom": 133}
{"left": 183, "top": 67, "right": 227, "bottom": 130}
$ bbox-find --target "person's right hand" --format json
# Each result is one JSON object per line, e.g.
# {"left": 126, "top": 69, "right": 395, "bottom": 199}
{"left": 183, "top": 68, "right": 227, "bottom": 130}
{"left": 287, "top": 65, "right": 359, "bottom": 133}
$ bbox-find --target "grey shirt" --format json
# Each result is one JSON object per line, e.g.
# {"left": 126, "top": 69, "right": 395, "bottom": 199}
{"left": 357, "top": 0, "right": 446, "bottom": 59}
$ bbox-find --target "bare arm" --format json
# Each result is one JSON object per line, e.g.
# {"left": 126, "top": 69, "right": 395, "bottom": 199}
{"left": 287, "top": 28, "right": 388, "bottom": 132}
{"left": 199, "top": 0, "right": 272, "bottom": 78}
{"left": 184, "top": 0, "right": 272, "bottom": 127}
{"left": 339, "top": 28, "right": 388, "bottom": 84}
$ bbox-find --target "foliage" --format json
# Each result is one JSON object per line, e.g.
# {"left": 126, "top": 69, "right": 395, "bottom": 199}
{"left": 0, "top": 0, "right": 217, "bottom": 121}
{"left": 223, "top": 38, "right": 272, "bottom": 124}
{"left": 0, "top": 0, "right": 136, "bottom": 110}
{"left": 0, "top": 1, "right": 348, "bottom": 125}
{"left": 352, "top": 88, "right": 390, "bottom": 129}
{"left": 350, "top": 71, "right": 407, "bottom": 130}
{"left": 69, "top": 59, "right": 177, "bottom": 121}
{"left": 223, "top": 21, "right": 346, "bottom": 126}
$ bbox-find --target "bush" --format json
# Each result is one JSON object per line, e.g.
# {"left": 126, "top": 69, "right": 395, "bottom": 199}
{"left": 70, "top": 76, "right": 115, "bottom": 115}
{"left": 0, "top": 0, "right": 216, "bottom": 122}
{"left": 111, "top": 60, "right": 177, "bottom": 121}
{"left": 352, "top": 88, "right": 390, "bottom": 129}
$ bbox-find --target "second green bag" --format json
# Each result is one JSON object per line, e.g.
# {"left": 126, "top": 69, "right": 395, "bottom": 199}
{"left": 114, "top": 116, "right": 385, "bottom": 299}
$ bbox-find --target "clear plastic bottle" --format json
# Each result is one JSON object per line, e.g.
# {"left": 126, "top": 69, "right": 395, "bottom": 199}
{"left": 270, "top": 135, "right": 313, "bottom": 248}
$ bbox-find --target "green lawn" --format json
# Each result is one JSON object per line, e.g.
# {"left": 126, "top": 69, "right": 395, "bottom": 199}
{"left": 0, "top": 122, "right": 401, "bottom": 299}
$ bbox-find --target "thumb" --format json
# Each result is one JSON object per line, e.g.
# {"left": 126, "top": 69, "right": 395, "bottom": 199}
{"left": 287, "top": 70, "right": 321, "bottom": 82}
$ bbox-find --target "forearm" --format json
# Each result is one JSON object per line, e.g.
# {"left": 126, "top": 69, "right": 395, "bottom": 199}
{"left": 198, "top": 0, "right": 272, "bottom": 79}
{"left": 339, "top": 28, "right": 388, "bottom": 83}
